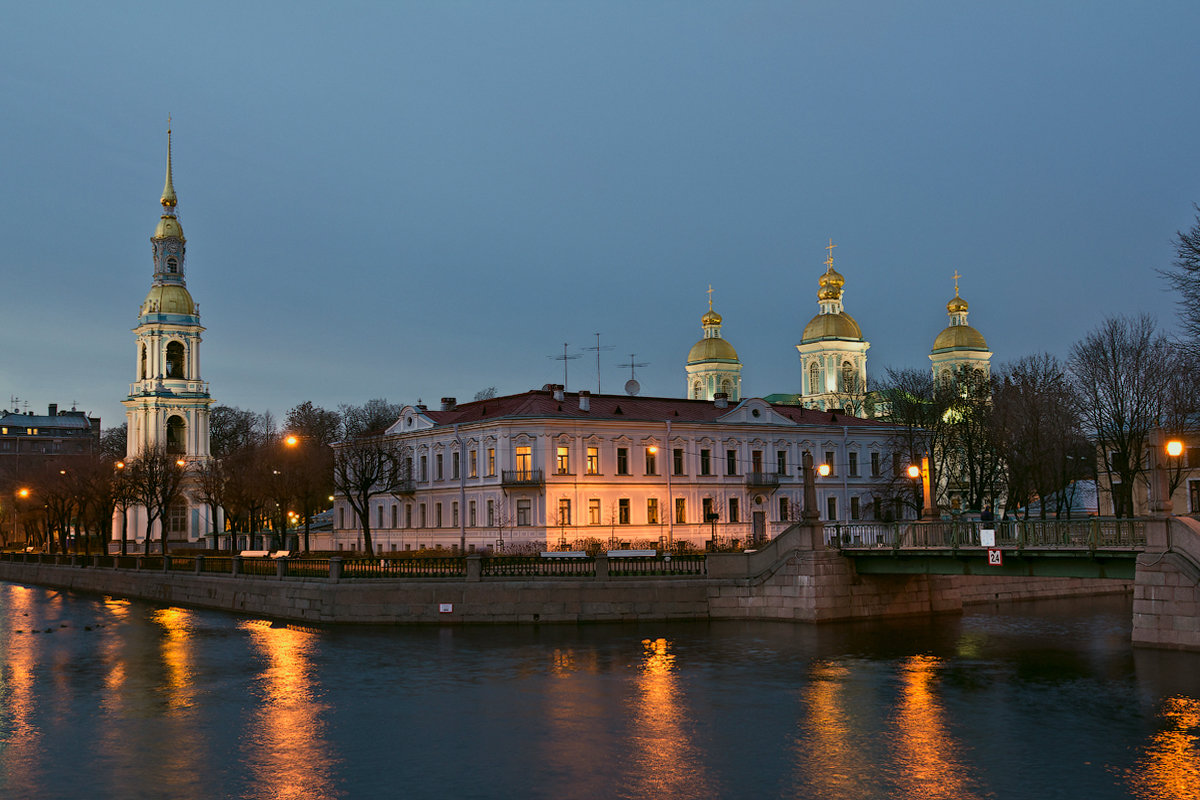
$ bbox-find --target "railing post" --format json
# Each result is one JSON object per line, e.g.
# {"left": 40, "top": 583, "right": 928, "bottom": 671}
{"left": 276, "top": 558, "right": 287, "bottom": 579}
{"left": 595, "top": 553, "right": 609, "bottom": 580}
{"left": 466, "top": 553, "right": 482, "bottom": 582}
{"left": 195, "top": 555, "right": 204, "bottom": 575}
{"left": 162, "top": 555, "right": 171, "bottom": 572}
{"left": 232, "top": 555, "right": 242, "bottom": 576}
{"left": 329, "top": 556, "right": 343, "bottom": 583}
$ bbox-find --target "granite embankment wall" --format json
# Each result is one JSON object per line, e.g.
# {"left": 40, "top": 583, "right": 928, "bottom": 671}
{"left": 0, "top": 523, "right": 1133, "bottom": 626}
{"left": 1133, "top": 516, "right": 1200, "bottom": 650}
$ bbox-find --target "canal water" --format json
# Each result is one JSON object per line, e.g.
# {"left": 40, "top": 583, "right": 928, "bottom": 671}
{"left": 0, "top": 582, "right": 1197, "bottom": 800}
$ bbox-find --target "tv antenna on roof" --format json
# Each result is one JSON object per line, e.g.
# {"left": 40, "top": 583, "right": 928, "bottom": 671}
{"left": 583, "top": 332, "right": 615, "bottom": 394}
{"left": 547, "top": 343, "right": 581, "bottom": 390}
{"left": 619, "top": 353, "right": 649, "bottom": 396}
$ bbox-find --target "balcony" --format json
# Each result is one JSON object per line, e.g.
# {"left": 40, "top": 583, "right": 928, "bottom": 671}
{"left": 501, "top": 469, "right": 544, "bottom": 488}
{"left": 391, "top": 479, "right": 416, "bottom": 495}
{"left": 745, "top": 471, "right": 781, "bottom": 489}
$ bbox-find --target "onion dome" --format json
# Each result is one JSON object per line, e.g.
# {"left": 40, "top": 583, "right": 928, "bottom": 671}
{"left": 817, "top": 265, "right": 845, "bottom": 301}
{"left": 932, "top": 324, "right": 988, "bottom": 351}
{"left": 140, "top": 284, "right": 196, "bottom": 316}
{"left": 947, "top": 294, "right": 968, "bottom": 314}
{"left": 802, "top": 311, "right": 863, "bottom": 342}
{"left": 688, "top": 286, "right": 739, "bottom": 363}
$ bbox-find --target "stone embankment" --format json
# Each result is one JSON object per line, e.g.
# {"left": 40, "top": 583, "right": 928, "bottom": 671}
{"left": 1133, "top": 516, "right": 1200, "bottom": 650}
{"left": 0, "top": 520, "right": 1134, "bottom": 628}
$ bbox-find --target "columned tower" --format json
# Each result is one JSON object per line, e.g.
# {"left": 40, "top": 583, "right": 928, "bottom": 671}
{"left": 120, "top": 126, "right": 215, "bottom": 544}
{"left": 685, "top": 287, "right": 742, "bottom": 401}
{"left": 929, "top": 272, "right": 992, "bottom": 382}
{"left": 797, "top": 240, "right": 869, "bottom": 413}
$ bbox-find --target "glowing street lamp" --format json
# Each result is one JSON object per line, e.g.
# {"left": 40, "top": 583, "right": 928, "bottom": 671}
{"left": 817, "top": 463, "right": 831, "bottom": 478}
{"left": 284, "top": 434, "right": 299, "bottom": 448}
{"left": 906, "top": 464, "right": 921, "bottom": 480}
{"left": 1166, "top": 439, "right": 1184, "bottom": 458}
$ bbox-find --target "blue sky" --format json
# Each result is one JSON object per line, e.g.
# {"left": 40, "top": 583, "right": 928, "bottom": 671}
{"left": 2, "top": 2, "right": 1197, "bottom": 429}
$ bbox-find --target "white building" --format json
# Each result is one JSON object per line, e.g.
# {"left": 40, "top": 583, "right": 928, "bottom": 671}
{"left": 118, "top": 128, "right": 217, "bottom": 546}
{"left": 330, "top": 387, "right": 907, "bottom": 553}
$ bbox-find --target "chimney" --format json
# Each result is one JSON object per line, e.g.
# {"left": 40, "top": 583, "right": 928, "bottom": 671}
{"left": 48, "top": 403, "right": 57, "bottom": 417}
{"left": 579, "top": 390, "right": 591, "bottom": 412}
{"left": 714, "top": 392, "right": 729, "bottom": 409}
{"left": 440, "top": 397, "right": 457, "bottom": 411}
{"left": 552, "top": 384, "right": 564, "bottom": 402}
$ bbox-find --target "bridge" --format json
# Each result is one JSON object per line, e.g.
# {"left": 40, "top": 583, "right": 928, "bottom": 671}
{"left": 826, "top": 518, "right": 1146, "bottom": 580}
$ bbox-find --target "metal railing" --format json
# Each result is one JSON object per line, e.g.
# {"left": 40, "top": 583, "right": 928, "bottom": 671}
{"left": 607, "top": 554, "right": 707, "bottom": 577}
{"left": 483, "top": 556, "right": 596, "bottom": 578}
{"left": 827, "top": 518, "right": 1148, "bottom": 550}
{"left": 500, "top": 469, "right": 544, "bottom": 487}
{"left": 744, "top": 471, "right": 781, "bottom": 489}
{"left": 341, "top": 557, "right": 467, "bottom": 578}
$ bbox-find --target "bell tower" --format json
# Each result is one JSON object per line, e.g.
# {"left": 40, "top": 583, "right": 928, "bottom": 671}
{"left": 120, "top": 124, "right": 215, "bottom": 544}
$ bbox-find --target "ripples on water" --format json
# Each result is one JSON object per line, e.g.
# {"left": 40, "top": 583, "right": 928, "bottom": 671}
{"left": 0, "top": 583, "right": 1198, "bottom": 800}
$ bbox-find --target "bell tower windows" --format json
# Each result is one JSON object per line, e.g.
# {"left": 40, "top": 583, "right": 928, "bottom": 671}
{"left": 166, "top": 256, "right": 178, "bottom": 274}
{"left": 166, "top": 415, "right": 187, "bottom": 454}
{"left": 166, "top": 341, "right": 185, "bottom": 379}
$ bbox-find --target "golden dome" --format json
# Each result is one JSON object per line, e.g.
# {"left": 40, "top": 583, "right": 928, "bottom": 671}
{"left": 817, "top": 267, "right": 845, "bottom": 301}
{"left": 702, "top": 308, "right": 722, "bottom": 326}
{"left": 802, "top": 311, "right": 863, "bottom": 342}
{"left": 947, "top": 294, "right": 968, "bottom": 313}
{"left": 932, "top": 324, "right": 988, "bottom": 352}
{"left": 688, "top": 336, "right": 739, "bottom": 364}
{"left": 155, "top": 214, "right": 185, "bottom": 240}
{"left": 141, "top": 284, "right": 196, "bottom": 316}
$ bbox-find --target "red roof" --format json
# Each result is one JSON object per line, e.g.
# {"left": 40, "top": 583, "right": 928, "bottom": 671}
{"left": 418, "top": 389, "right": 892, "bottom": 429}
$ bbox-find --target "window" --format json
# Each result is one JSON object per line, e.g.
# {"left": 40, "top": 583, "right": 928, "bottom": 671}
{"left": 586, "top": 446, "right": 599, "bottom": 475}
{"left": 826, "top": 496, "right": 837, "bottom": 521}
{"left": 165, "top": 341, "right": 185, "bottom": 379}
{"left": 339, "top": 507, "right": 345, "bottom": 528}
{"left": 420, "top": 455, "right": 428, "bottom": 481}
{"left": 469, "top": 450, "right": 478, "bottom": 478}
{"left": 700, "top": 449, "right": 711, "bottom": 475}
{"left": 168, "top": 500, "right": 188, "bottom": 534}
{"left": 405, "top": 505, "right": 412, "bottom": 527}
{"left": 647, "top": 498, "right": 659, "bottom": 525}
{"left": 675, "top": 498, "right": 686, "bottom": 524}
{"left": 166, "top": 415, "right": 186, "bottom": 455}
{"left": 871, "top": 452, "right": 881, "bottom": 477}
{"left": 842, "top": 361, "right": 855, "bottom": 392}
{"left": 777, "top": 451, "right": 787, "bottom": 475}
{"left": 452, "top": 452, "right": 460, "bottom": 479}
{"left": 809, "top": 361, "right": 820, "bottom": 394}
{"left": 166, "top": 256, "right": 178, "bottom": 273}
{"left": 377, "top": 505, "right": 383, "bottom": 527}
{"left": 516, "top": 500, "right": 530, "bottom": 526}
{"left": 824, "top": 451, "right": 836, "bottom": 475}
{"left": 487, "top": 499, "right": 494, "bottom": 527}
{"left": 1187, "top": 448, "right": 1200, "bottom": 470}
{"left": 893, "top": 452, "right": 902, "bottom": 476}
{"left": 702, "top": 497, "right": 715, "bottom": 521}
{"left": 616, "top": 447, "right": 629, "bottom": 475}
{"left": 420, "top": 504, "right": 427, "bottom": 527}
{"left": 588, "top": 499, "right": 601, "bottom": 525}
{"left": 728, "top": 497, "right": 739, "bottom": 523}
{"left": 1191, "top": 480, "right": 1200, "bottom": 513}
{"left": 779, "top": 496, "right": 789, "bottom": 520}
{"left": 848, "top": 452, "right": 859, "bottom": 477}
{"left": 556, "top": 446, "right": 570, "bottom": 475}
{"left": 645, "top": 448, "right": 657, "bottom": 475}
{"left": 692, "top": 379, "right": 702, "bottom": 400}
{"left": 558, "top": 498, "right": 571, "bottom": 526}
{"left": 391, "top": 505, "right": 398, "bottom": 528}
{"left": 726, "top": 450, "right": 737, "bottom": 476}
{"left": 435, "top": 503, "right": 443, "bottom": 527}
{"left": 452, "top": 502, "right": 459, "bottom": 527}
{"left": 673, "top": 448, "right": 685, "bottom": 475}
{"left": 752, "top": 450, "right": 763, "bottom": 473}
{"left": 436, "top": 453, "right": 444, "bottom": 481}
{"left": 487, "top": 448, "right": 496, "bottom": 476}
{"left": 515, "top": 446, "right": 532, "bottom": 479}
{"left": 618, "top": 499, "right": 630, "bottom": 525}
{"left": 469, "top": 500, "right": 477, "bottom": 527}
{"left": 850, "top": 496, "right": 861, "bottom": 520}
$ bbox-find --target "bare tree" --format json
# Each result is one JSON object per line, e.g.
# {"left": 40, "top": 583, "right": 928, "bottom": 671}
{"left": 129, "top": 447, "right": 190, "bottom": 555}
{"left": 1160, "top": 204, "right": 1200, "bottom": 356}
{"left": 113, "top": 460, "right": 138, "bottom": 556}
{"left": 474, "top": 387, "right": 498, "bottom": 401}
{"left": 1070, "top": 315, "right": 1177, "bottom": 517}
{"left": 339, "top": 399, "right": 402, "bottom": 439}
{"left": 332, "top": 433, "right": 405, "bottom": 556}
{"left": 874, "top": 368, "right": 950, "bottom": 516}
{"left": 191, "top": 458, "right": 228, "bottom": 550}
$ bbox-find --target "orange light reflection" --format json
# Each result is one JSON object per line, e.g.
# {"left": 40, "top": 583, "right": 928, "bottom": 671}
{"left": 0, "top": 585, "right": 44, "bottom": 796}
{"left": 792, "top": 660, "right": 871, "bottom": 798}
{"left": 1126, "top": 696, "right": 1200, "bottom": 800}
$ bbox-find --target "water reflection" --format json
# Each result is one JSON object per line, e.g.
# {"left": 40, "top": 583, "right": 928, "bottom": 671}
{"left": 793, "top": 660, "right": 873, "bottom": 799}
{"left": 0, "top": 585, "right": 44, "bottom": 796}
{"left": 890, "top": 655, "right": 985, "bottom": 800}
{"left": 626, "top": 637, "right": 714, "bottom": 799}
{"left": 1127, "top": 696, "right": 1200, "bottom": 800}
{"left": 241, "top": 621, "right": 340, "bottom": 800}
{"left": 154, "top": 607, "right": 206, "bottom": 797}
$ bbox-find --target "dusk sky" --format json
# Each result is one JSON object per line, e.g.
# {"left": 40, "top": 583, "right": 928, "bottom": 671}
{"left": 2, "top": 2, "right": 1198, "bottom": 430}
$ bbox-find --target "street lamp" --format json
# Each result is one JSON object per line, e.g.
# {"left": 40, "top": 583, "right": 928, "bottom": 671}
{"left": 14, "top": 487, "right": 30, "bottom": 547}
{"left": 817, "top": 463, "right": 831, "bottom": 478}
{"left": 1166, "top": 439, "right": 1184, "bottom": 458}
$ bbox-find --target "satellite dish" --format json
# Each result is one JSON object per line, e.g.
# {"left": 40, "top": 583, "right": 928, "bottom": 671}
{"left": 624, "top": 379, "right": 641, "bottom": 396}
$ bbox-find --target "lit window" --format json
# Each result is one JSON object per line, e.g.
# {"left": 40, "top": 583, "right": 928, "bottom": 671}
{"left": 645, "top": 448, "right": 657, "bottom": 475}
{"left": 647, "top": 498, "right": 659, "bottom": 525}
{"left": 487, "top": 448, "right": 495, "bottom": 476}
{"left": 618, "top": 499, "right": 630, "bottom": 525}
{"left": 588, "top": 499, "right": 601, "bottom": 525}
{"left": 675, "top": 498, "right": 686, "bottom": 523}
{"left": 586, "top": 447, "right": 599, "bottom": 475}
{"left": 557, "top": 446, "right": 570, "bottom": 474}
{"left": 515, "top": 446, "right": 532, "bottom": 479}
{"left": 469, "top": 450, "right": 478, "bottom": 478}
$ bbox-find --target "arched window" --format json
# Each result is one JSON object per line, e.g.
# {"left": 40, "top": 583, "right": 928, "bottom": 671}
{"left": 139, "top": 344, "right": 147, "bottom": 380}
{"left": 809, "top": 361, "right": 820, "bottom": 395}
{"left": 166, "top": 257, "right": 178, "bottom": 274}
{"left": 692, "top": 380, "right": 703, "bottom": 400}
{"left": 168, "top": 498, "right": 188, "bottom": 534}
{"left": 841, "top": 361, "right": 855, "bottom": 392}
{"left": 166, "top": 415, "right": 186, "bottom": 455}
{"left": 721, "top": 378, "right": 733, "bottom": 397}
{"left": 166, "top": 341, "right": 185, "bottom": 379}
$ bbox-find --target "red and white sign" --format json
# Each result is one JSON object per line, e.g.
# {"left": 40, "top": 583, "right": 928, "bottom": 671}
{"left": 987, "top": 548, "right": 1003, "bottom": 566}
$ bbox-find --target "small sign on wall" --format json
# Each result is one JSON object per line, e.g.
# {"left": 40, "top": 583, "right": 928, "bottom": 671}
{"left": 439, "top": 603, "right": 453, "bottom": 614}
{"left": 987, "top": 548, "right": 1003, "bottom": 566}
{"left": 980, "top": 528, "right": 995, "bottom": 547}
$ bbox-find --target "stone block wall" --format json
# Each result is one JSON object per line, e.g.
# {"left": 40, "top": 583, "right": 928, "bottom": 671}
{"left": 1133, "top": 515, "right": 1200, "bottom": 650}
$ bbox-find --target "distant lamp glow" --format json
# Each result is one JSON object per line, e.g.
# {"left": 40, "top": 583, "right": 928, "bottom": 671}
{"left": 284, "top": 435, "right": 299, "bottom": 447}
{"left": 176, "top": 459, "right": 186, "bottom": 467}
{"left": 817, "top": 463, "right": 831, "bottom": 477}
{"left": 17, "top": 488, "right": 30, "bottom": 499}
{"left": 1166, "top": 440, "right": 1184, "bottom": 458}
{"left": 116, "top": 461, "right": 125, "bottom": 469}
{"left": 648, "top": 445, "right": 658, "bottom": 454}
{"left": 907, "top": 464, "right": 921, "bottom": 479}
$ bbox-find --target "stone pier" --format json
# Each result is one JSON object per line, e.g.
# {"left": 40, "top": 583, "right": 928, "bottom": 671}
{"left": 1133, "top": 516, "right": 1200, "bottom": 650}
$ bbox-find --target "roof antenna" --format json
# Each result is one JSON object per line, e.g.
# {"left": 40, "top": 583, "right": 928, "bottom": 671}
{"left": 547, "top": 343, "right": 581, "bottom": 390}
{"left": 583, "top": 332, "right": 614, "bottom": 394}
{"left": 619, "top": 353, "right": 649, "bottom": 396}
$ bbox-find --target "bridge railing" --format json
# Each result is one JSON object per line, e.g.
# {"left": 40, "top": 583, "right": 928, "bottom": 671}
{"left": 828, "top": 518, "right": 1148, "bottom": 550}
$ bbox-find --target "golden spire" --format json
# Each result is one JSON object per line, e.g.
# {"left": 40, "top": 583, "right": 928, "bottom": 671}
{"left": 706, "top": 284, "right": 714, "bottom": 311}
{"left": 702, "top": 285, "right": 721, "bottom": 326}
{"left": 825, "top": 238, "right": 837, "bottom": 271}
{"left": 952, "top": 270, "right": 961, "bottom": 297}
{"left": 948, "top": 270, "right": 968, "bottom": 313}
{"left": 160, "top": 116, "right": 177, "bottom": 209}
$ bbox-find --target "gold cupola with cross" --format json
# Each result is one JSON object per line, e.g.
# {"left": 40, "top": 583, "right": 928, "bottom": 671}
{"left": 119, "top": 122, "right": 217, "bottom": 547}
{"left": 930, "top": 271, "right": 992, "bottom": 382}
{"left": 685, "top": 286, "right": 742, "bottom": 401}
{"left": 797, "top": 239, "right": 869, "bottom": 413}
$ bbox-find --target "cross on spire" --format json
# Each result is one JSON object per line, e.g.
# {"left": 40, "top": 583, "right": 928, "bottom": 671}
{"left": 706, "top": 284, "right": 714, "bottom": 310}
{"left": 825, "top": 238, "right": 837, "bottom": 269}
{"left": 952, "top": 270, "right": 962, "bottom": 296}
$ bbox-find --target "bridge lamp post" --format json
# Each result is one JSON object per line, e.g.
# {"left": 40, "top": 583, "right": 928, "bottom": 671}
{"left": 906, "top": 464, "right": 922, "bottom": 519}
